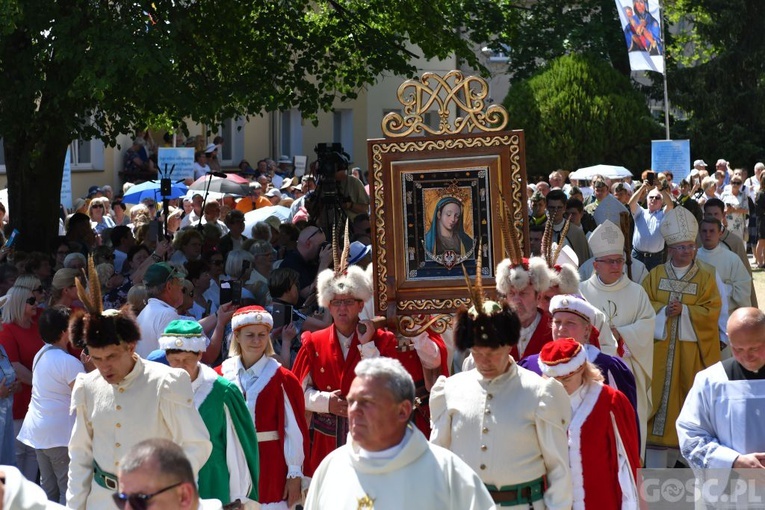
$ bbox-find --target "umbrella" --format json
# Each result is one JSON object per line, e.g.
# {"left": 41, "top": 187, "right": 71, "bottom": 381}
{"left": 569, "top": 164, "right": 634, "bottom": 181}
{"left": 190, "top": 175, "right": 249, "bottom": 196}
{"left": 244, "top": 205, "right": 291, "bottom": 234}
{"left": 123, "top": 180, "right": 188, "bottom": 204}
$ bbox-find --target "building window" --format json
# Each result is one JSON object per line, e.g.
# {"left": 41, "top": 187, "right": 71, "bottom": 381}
{"left": 70, "top": 139, "right": 105, "bottom": 171}
{"left": 280, "top": 109, "right": 303, "bottom": 159}
{"left": 216, "top": 118, "right": 245, "bottom": 167}
{"left": 0, "top": 137, "right": 103, "bottom": 173}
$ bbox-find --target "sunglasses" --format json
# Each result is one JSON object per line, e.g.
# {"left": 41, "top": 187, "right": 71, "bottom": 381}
{"left": 112, "top": 481, "right": 184, "bottom": 510}
{"left": 26, "top": 297, "right": 37, "bottom": 306}
{"left": 91, "top": 204, "right": 104, "bottom": 209}
{"left": 732, "top": 181, "right": 742, "bottom": 185}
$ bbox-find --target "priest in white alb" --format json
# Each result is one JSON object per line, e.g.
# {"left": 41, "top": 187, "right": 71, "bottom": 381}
{"left": 677, "top": 308, "right": 765, "bottom": 500}
{"left": 580, "top": 220, "right": 655, "bottom": 459}
{"left": 696, "top": 217, "right": 751, "bottom": 312}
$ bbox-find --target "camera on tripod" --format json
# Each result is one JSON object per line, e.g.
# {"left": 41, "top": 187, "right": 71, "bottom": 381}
{"left": 313, "top": 143, "right": 350, "bottom": 200}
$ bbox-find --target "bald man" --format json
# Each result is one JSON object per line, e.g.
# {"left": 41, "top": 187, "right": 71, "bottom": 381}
{"left": 677, "top": 307, "right": 765, "bottom": 471}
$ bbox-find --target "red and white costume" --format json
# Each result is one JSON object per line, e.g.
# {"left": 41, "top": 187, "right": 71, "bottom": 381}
{"left": 217, "top": 356, "right": 308, "bottom": 509}
{"left": 292, "top": 325, "right": 398, "bottom": 475}
{"left": 539, "top": 339, "right": 640, "bottom": 510}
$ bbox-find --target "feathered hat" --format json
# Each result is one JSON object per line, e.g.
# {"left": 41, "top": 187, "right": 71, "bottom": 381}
{"left": 317, "top": 220, "right": 373, "bottom": 308}
{"left": 455, "top": 242, "right": 522, "bottom": 350}
{"left": 495, "top": 190, "right": 553, "bottom": 295}
{"left": 540, "top": 218, "right": 580, "bottom": 295}
{"left": 69, "top": 256, "right": 140, "bottom": 349}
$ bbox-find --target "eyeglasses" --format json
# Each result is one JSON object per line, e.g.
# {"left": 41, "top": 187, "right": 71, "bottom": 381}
{"left": 112, "top": 481, "right": 184, "bottom": 510}
{"left": 732, "top": 181, "right": 742, "bottom": 185}
{"left": 669, "top": 244, "right": 696, "bottom": 252}
{"left": 306, "top": 228, "right": 324, "bottom": 241}
{"left": 546, "top": 206, "right": 565, "bottom": 211}
{"left": 32, "top": 286, "right": 44, "bottom": 293}
{"left": 330, "top": 298, "right": 361, "bottom": 307}
{"left": 595, "top": 258, "right": 625, "bottom": 266}
{"left": 25, "top": 297, "right": 37, "bottom": 306}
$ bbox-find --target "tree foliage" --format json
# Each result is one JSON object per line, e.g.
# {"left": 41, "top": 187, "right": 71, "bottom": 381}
{"left": 664, "top": 0, "right": 765, "bottom": 166}
{"left": 495, "top": 0, "right": 630, "bottom": 82}
{"left": 0, "top": 0, "right": 507, "bottom": 252}
{"left": 504, "top": 54, "right": 662, "bottom": 177}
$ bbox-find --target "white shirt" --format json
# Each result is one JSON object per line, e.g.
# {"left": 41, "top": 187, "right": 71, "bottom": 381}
{"left": 135, "top": 298, "right": 181, "bottom": 358}
{"left": 18, "top": 346, "right": 85, "bottom": 449}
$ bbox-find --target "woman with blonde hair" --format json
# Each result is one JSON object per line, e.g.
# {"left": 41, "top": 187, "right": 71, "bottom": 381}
{"left": 170, "top": 228, "right": 204, "bottom": 265}
{"left": 216, "top": 306, "right": 308, "bottom": 510}
{"left": 538, "top": 338, "right": 640, "bottom": 509}
{"left": 0, "top": 275, "right": 46, "bottom": 480}
{"left": 87, "top": 196, "right": 115, "bottom": 235}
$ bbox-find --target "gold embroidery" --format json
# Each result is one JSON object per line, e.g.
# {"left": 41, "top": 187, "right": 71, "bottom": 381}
{"left": 357, "top": 495, "right": 375, "bottom": 509}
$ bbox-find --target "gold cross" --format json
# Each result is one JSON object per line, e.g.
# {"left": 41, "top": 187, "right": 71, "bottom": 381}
{"left": 357, "top": 495, "right": 375, "bottom": 509}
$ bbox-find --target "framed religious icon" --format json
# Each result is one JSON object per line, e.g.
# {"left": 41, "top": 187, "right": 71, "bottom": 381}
{"left": 367, "top": 71, "right": 528, "bottom": 320}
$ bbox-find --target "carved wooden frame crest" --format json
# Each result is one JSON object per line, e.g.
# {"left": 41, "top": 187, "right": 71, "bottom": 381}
{"left": 367, "top": 71, "right": 528, "bottom": 332}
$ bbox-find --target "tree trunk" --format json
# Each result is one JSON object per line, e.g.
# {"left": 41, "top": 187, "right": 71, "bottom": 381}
{"left": 5, "top": 133, "right": 70, "bottom": 254}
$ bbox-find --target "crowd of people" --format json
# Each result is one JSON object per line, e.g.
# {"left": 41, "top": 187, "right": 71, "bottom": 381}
{"left": 0, "top": 152, "right": 763, "bottom": 509}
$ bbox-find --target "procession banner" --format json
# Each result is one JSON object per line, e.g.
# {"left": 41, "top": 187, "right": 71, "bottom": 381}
{"left": 615, "top": 0, "right": 665, "bottom": 74}
{"left": 651, "top": 140, "right": 690, "bottom": 182}
{"left": 158, "top": 147, "right": 194, "bottom": 181}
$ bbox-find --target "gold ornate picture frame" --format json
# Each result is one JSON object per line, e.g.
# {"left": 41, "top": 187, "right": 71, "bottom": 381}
{"left": 367, "top": 71, "right": 528, "bottom": 321}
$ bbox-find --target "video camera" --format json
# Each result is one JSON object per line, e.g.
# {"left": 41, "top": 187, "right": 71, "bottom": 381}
{"left": 307, "top": 143, "right": 352, "bottom": 230}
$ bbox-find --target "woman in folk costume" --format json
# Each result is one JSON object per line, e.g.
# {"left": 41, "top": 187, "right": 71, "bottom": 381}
{"left": 216, "top": 305, "right": 309, "bottom": 510}
{"left": 160, "top": 319, "right": 260, "bottom": 506}
{"left": 538, "top": 338, "right": 640, "bottom": 509}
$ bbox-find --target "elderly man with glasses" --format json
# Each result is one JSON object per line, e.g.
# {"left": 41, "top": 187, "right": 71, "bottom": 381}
{"left": 279, "top": 225, "right": 333, "bottom": 302}
{"left": 640, "top": 206, "right": 722, "bottom": 468}
{"left": 580, "top": 220, "right": 656, "bottom": 459}
{"left": 629, "top": 178, "right": 674, "bottom": 270}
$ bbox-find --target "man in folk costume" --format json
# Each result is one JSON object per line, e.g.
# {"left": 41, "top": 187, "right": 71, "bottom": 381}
{"left": 538, "top": 338, "right": 640, "bottom": 509}
{"left": 430, "top": 258, "right": 573, "bottom": 510}
{"left": 641, "top": 206, "right": 722, "bottom": 468}
{"left": 520, "top": 294, "right": 639, "bottom": 423}
{"left": 292, "top": 229, "right": 398, "bottom": 475}
{"left": 217, "top": 306, "right": 309, "bottom": 509}
{"left": 580, "top": 219, "right": 655, "bottom": 459}
{"left": 67, "top": 259, "right": 211, "bottom": 510}
{"left": 677, "top": 308, "right": 765, "bottom": 476}
{"left": 160, "top": 319, "right": 260, "bottom": 507}
{"left": 536, "top": 220, "right": 618, "bottom": 356}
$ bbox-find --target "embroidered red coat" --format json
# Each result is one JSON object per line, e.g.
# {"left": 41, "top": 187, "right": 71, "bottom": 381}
{"left": 291, "top": 325, "right": 398, "bottom": 475}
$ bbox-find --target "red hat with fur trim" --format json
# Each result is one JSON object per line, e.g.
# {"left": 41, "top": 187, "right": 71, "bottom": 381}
{"left": 232, "top": 305, "right": 273, "bottom": 331}
{"left": 537, "top": 338, "right": 587, "bottom": 377}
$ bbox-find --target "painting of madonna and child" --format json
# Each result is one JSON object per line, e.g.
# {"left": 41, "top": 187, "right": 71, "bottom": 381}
{"left": 405, "top": 169, "right": 493, "bottom": 279}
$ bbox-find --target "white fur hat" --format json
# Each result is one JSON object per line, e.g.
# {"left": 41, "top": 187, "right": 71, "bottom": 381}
{"left": 231, "top": 305, "right": 274, "bottom": 331}
{"left": 496, "top": 256, "right": 552, "bottom": 295}
{"left": 317, "top": 265, "right": 373, "bottom": 308}
{"left": 549, "top": 294, "right": 597, "bottom": 323}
